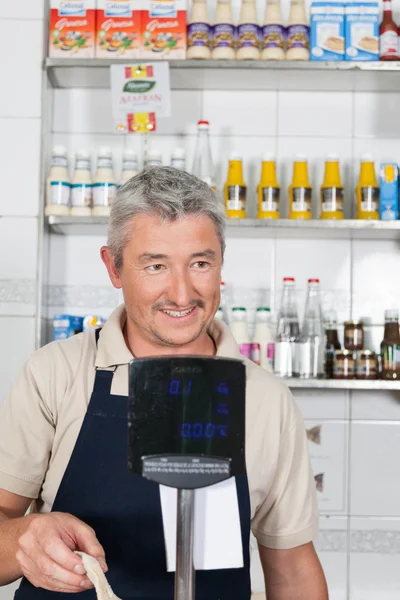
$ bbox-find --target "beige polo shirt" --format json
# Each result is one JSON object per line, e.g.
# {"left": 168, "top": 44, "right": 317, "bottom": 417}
{"left": 0, "top": 305, "right": 318, "bottom": 550}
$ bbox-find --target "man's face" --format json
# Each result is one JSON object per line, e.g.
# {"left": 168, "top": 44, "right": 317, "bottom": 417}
{"left": 103, "top": 213, "right": 223, "bottom": 348}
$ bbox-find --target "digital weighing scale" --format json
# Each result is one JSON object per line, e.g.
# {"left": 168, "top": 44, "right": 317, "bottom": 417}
{"left": 128, "top": 355, "right": 246, "bottom": 600}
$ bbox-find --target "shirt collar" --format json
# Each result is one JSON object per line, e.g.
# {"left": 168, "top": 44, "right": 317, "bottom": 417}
{"left": 95, "top": 304, "right": 243, "bottom": 368}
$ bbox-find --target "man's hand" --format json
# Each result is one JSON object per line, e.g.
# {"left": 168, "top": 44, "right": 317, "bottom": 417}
{"left": 258, "top": 542, "right": 329, "bottom": 600}
{"left": 16, "top": 512, "right": 108, "bottom": 593}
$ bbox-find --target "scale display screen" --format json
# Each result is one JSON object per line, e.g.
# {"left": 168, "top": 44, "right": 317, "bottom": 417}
{"left": 128, "top": 356, "right": 246, "bottom": 480}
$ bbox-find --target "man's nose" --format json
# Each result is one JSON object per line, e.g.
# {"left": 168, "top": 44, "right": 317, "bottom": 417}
{"left": 167, "top": 270, "right": 193, "bottom": 307}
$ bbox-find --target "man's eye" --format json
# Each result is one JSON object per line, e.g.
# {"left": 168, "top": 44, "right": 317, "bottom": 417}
{"left": 193, "top": 261, "right": 209, "bottom": 268}
{"left": 148, "top": 264, "right": 165, "bottom": 272}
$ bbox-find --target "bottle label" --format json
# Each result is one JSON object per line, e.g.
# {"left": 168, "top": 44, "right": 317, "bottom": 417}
{"left": 187, "top": 22, "right": 212, "bottom": 47}
{"left": 76, "top": 159, "right": 90, "bottom": 170}
{"left": 97, "top": 158, "right": 112, "bottom": 169}
{"left": 51, "top": 156, "right": 68, "bottom": 168}
{"left": 267, "top": 342, "right": 275, "bottom": 368}
{"left": 261, "top": 187, "right": 280, "bottom": 212}
{"left": 71, "top": 183, "right": 92, "bottom": 208}
{"left": 382, "top": 345, "right": 400, "bottom": 371}
{"left": 361, "top": 186, "right": 379, "bottom": 213}
{"left": 250, "top": 343, "right": 261, "bottom": 365}
{"left": 213, "top": 23, "right": 236, "bottom": 49}
{"left": 287, "top": 24, "right": 310, "bottom": 50}
{"left": 380, "top": 30, "right": 398, "bottom": 58}
{"left": 50, "top": 181, "right": 70, "bottom": 207}
{"left": 321, "top": 187, "right": 344, "bottom": 214}
{"left": 274, "top": 341, "right": 294, "bottom": 377}
{"left": 261, "top": 24, "right": 285, "bottom": 49}
{"left": 92, "top": 182, "right": 117, "bottom": 207}
{"left": 291, "top": 187, "right": 311, "bottom": 213}
{"left": 239, "top": 343, "right": 251, "bottom": 359}
{"left": 237, "top": 23, "right": 260, "bottom": 49}
{"left": 227, "top": 185, "right": 246, "bottom": 212}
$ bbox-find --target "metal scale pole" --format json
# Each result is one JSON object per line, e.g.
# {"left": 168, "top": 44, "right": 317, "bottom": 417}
{"left": 175, "top": 489, "right": 195, "bottom": 600}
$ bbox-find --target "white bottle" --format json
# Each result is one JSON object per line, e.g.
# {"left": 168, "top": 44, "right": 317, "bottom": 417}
{"left": 215, "top": 306, "right": 225, "bottom": 320}
{"left": 187, "top": 0, "right": 212, "bottom": 59}
{"left": 70, "top": 150, "right": 92, "bottom": 217}
{"left": 230, "top": 307, "right": 251, "bottom": 359}
{"left": 92, "top": 147, "right": 117, "bottom": 217}
{"left": 212, "top": 0, "right": 236, "bottom": 60}
{"left": 237, "top": 0, "right": 260, "bottom": 60}
{"left": 46, "top": 145, "right": 70, "bottom": 217}
{"left": 120, "top": 149, "right": 139, "bottom": 187}
{"left": 286, "top": 0, "right": 310, "bottom": 60}
{"left": 145, "top": 152, "right": 163, "bottom": 167}
{"left": 261, "top": 0, "right": 285, "bottom": 60}
{"left": 252, "top": 307, "right": 275, "bottom": 370}
{"left": 171, "top": 148, "right": 186, "bottom": 170}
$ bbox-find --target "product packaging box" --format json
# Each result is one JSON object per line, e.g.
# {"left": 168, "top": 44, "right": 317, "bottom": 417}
{"left": 49, "top": 0, "right": 96, "bottom": 58}
{"left": 311, "top": 0, "right": 345, "bottom": 60}
{"left": 53, "top": 315, "right": 84, "bottom": 340}
{"left": 140, "top": 0, "right": 187, "bottom": 59}
{"left": 379, "top": 163, "right": 399, "bottom": 220}
{"left": 96, "top": 0, "right": 141, "bottom": 58}
{"left": 345, "top": 0, "right": 379, "bottom": 61}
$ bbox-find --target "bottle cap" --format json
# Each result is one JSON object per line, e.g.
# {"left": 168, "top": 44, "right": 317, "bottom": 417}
{"left": 98, "top": 146, "right": 112, "bottom": 158}
{"left": 326, "top": 153, "right": 338, "bottom": 161}
{"left": 232, "top": 306, "right": 246, "bottom": 311}
{"left": 197, "top": 120, "right": 210, "bottom": 129}
{"left": 171, "top": 147, "right": 186, "bottom": 159}
{"left": 146, "top": 152, "right": 162, "bottom": 163}
{"left": 230, "top": 152, "right": 242, "bottom": 161}
{"left": 283, "top": 277, "right": 295, "bottom": 282}
{"left": 294, "top": 153, "right": 307, "bottom": 162}
{"left": 361, "top": 153, "right": 373, "bottom": 162}
{"left": 257, "top": 307, "right": 271, "bottom": 312}
{"left": 308, "top": 278, "right": 320, "bottom": 284}
{"left": 75, "top": 149, "right": 90, "bottom": 160}
{"left": 262, "top": 152, "right": 275, "bottom": 162}
{"left": 53, "top": 145, "right": 68, "bottom": 156}
{"left": 123, "top": 148, "right": 137, "bottom": 160}
{"left": 385, "top": 309, "right": 399, "bottom": 320}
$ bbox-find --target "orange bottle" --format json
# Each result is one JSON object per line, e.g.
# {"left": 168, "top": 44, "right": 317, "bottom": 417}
{"left": 320, "top": 154, "right": 344, "bottom": 220}
{"left": 288, "top": 154, "right": 312, "bottom": 220}
{"left": 356, "top": 155, "right": 379, "bottom": 220}
{"left": 224, "top": 154, "right": 247, "bottom": 218}
{"left": 257, "top": 154, "right": 280, "bottom": 219}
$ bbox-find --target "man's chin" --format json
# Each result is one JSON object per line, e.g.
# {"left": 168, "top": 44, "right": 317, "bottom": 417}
{"left": 152, "top": 324, "right": 205, "bottom": 348}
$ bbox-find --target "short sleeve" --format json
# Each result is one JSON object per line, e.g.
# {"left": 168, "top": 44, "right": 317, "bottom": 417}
{"left": 251, "top": 401, "right": 319, "bottom": 549}
{"left": 0, "top": 358, "right": 55, "bottom": 498}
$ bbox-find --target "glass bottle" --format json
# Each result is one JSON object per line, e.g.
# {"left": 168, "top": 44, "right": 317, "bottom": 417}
{"left": 296, "top": 278, "right": 325, "bottom": 379}
{"left": 274, "top": 277, "right": 301, "bottom": 378}
{"left": 192, "top": 120, "right": 216, "bottom": 190}
{"left": 381, "top": 309, "right": 400, "bottom": 379}
{"left": 324, "top": 311, "right": 341, "bottom": 379}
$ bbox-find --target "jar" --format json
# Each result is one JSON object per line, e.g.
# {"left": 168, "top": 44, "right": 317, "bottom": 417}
{"left": 344, "top": 321, "right": 364, "bottom": 351}
{"left": 356, "top": 350, "right": 378, "bottom": 380}
{"left": 333, "top": 349, "right": 355, "bottom": 379}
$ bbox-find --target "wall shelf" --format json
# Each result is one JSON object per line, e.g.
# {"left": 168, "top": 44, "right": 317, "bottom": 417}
{"left": 286, "top": 378, "right": 400, "bottom": 391}
{"left": 47, "top": 215, "right": 400, "bottom": 240}
{"left": 45, "top": 58, "right": 400, "bottom": 91}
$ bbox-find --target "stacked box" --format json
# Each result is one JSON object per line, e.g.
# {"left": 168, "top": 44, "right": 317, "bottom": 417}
{"left": 96, "top": 0, "right": 141, "bottom": 58}
{"left": 49, "top": 0, "right": 96, "bottom": 58}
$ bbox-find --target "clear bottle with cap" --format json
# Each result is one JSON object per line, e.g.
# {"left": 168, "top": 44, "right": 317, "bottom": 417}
{"left": 46, "top": 145, "right": 70, "bottom": 217}
{"left": 261, "top": 0, "right": 285, "bottom": 60}
{"left": 171, "top": 147, "right": 186, "bottom": 170}
{"left": 192, "top": 120, "right": 216, "bottom": 190}
{"left": 187, "top": 0, "right": 212, "bottom": 59}
{"left": 274, "top": 277, "right": 300, "bottom": 378}
{"left": 230, "top": 307, "right": 251, "bottom": 359}
{"left": 224, "top": 154, "right": 247, "bottom": 219}
{"left": 92, "top": 147, "right": 117, "bottom": 217}
{"left": 356, "top": 154, "right": 379, "bottom": 220}
{"left": 252, "top": 307, "right": 275, "bottom": 370}
{"left": 286, "top": 0, "right": 310, "bottom": 60}
{"left": 70, "top": 150, "right": 92, "bottom": 217}
{"left": 237, "top": 0, "right": 261, "bottom": 60}
{"left": 257, "top": 153, "right": 280, "bottom": 219}
{"left": 320, "top": 154, "right": 344, "bottom": 220}
{"left": 381, "top": 309, "right": 400, "bottom": 379}
{"left": 120, "top": 149, "right": 139, "bottom": 187}
{"left": 296, "top": 278, "right": 325, "bottom": 379}
{"left": 212, "top": 0, "right": 236, "bottom": 60}
{"left": 288, "top": 154, "right": 312, "bottom": 219}
{"left": 145, "top": 152, "right": 163, "bottom": 168}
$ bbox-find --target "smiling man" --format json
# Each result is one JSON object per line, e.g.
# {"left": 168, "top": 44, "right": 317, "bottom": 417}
{"left": 0, "top": 166, "right": 328, "bottom": 600}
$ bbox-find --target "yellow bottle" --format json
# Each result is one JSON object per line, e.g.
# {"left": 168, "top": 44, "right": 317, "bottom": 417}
{"left": 356, "top": 154, "right": 379, "bottom": 220}
{"left": 288, "top": 154, "right": 312, "bottom": 220}
{"left": 320, "top": 154, "right": 344, "bottom": 220}
{"left": 257, "top": 153, "right": 280, "bottom": 219}
{"left": 224, "top": 154, "right": 247, "bottom": 218}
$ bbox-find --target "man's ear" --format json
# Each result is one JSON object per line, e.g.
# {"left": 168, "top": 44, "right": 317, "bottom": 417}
{"left": 100, "top": 246, "right": 122, "bottom": 289}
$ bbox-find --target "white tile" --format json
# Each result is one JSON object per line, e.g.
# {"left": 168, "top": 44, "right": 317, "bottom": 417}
{"left": 352, "top": 391, "right": 400, "bottom": 421}
{"left": 0, "top": 218, "right": 38, "bottom": 280}
{"left": 294, "top": 389, "right": 349, "bottom": 420}
{"left": 354, "top": 92, "right": 400, "bottom": 138}
{"left": 353, "top": 137, "right": 400, "bottom": 172}
{"left": 352, "top": 239, "right": 400, "bottom": 322}
{"left": 223, "top": 237, "right": 274, "bottom": 292}
{"left": 305, "top": 420, "right": 348, "bottom": 514}
{"left": 203, "top": 91, "right": 277, "bottom": 137}
{"left": 0, "top": 20, "right": 43, "bottom": 117}
{"left": 0, "top": 118, "right": 41, "bottom": 216}
{"left": 0, "top": 317, "right": 35, "bottom": 404}
{"left": 350, "top": 423, "right": 400, "bottom": 516}
{"left": 350, "top": 518, "right": 400, "bottom": 600}
{"left": 48, "top": 235, "right": 110, "bottom": 286}
{"left": 277, "top": 137, "right": 354, "bottom": 218}
{"left": 317, "top": 516, "right": 348, "bottom": 600}
{"left": 53, "top": 89, "right": 114, "bottom": 134}
{"left": 0, "top": 1, "right": 44, "bottom": 18}
{"left": 157, "top": 91, "right": 202, "bottom": 135}
{"left": 278, "top": 92, "right": 352, "bottom": 138}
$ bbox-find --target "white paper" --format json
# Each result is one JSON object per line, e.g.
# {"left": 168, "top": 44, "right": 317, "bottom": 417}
{"left": 160, "top": 478, "right": 244, "bottom": 572}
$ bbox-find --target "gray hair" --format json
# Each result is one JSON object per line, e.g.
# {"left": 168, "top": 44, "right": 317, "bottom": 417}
{"left": 108, "top": 165, "right": 226, "bottom": 270}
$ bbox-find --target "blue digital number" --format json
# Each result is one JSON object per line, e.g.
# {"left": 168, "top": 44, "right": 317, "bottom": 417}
{"left": 180, "top": 422, "right": 221, "bottom": 439}
{"left": 193, "top": 423, "right": 203, "bottom": 438}
{"left": 187, "top": 380, "right": 192, "bottom": 394}
{"left": 181, "top": 423, "right": 191, "bottom": 438}
{"left": 169, "top": 380, "right": 181, "bottom": 395}
{"left": 205, "top": 423, "right": 215, "bottom": 438}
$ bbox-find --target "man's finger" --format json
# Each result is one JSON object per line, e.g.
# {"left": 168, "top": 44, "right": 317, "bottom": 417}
{"left": 17, "top": 550, "right": 89, "bottom": 594}
{"left": 38, "top": 535, "right": 88, "bottom": 576}
{"left": 73, "top": 523, "right": 106, "bottom": 561}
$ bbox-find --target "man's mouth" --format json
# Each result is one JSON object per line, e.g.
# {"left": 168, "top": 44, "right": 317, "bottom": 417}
{"left": 161, "top": 307, "right": 197, "bottom": 318}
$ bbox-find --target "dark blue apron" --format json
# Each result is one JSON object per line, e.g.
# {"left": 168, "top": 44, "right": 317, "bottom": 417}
{"left": 16, "top": 329, "right": 251, "bottom": 600}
